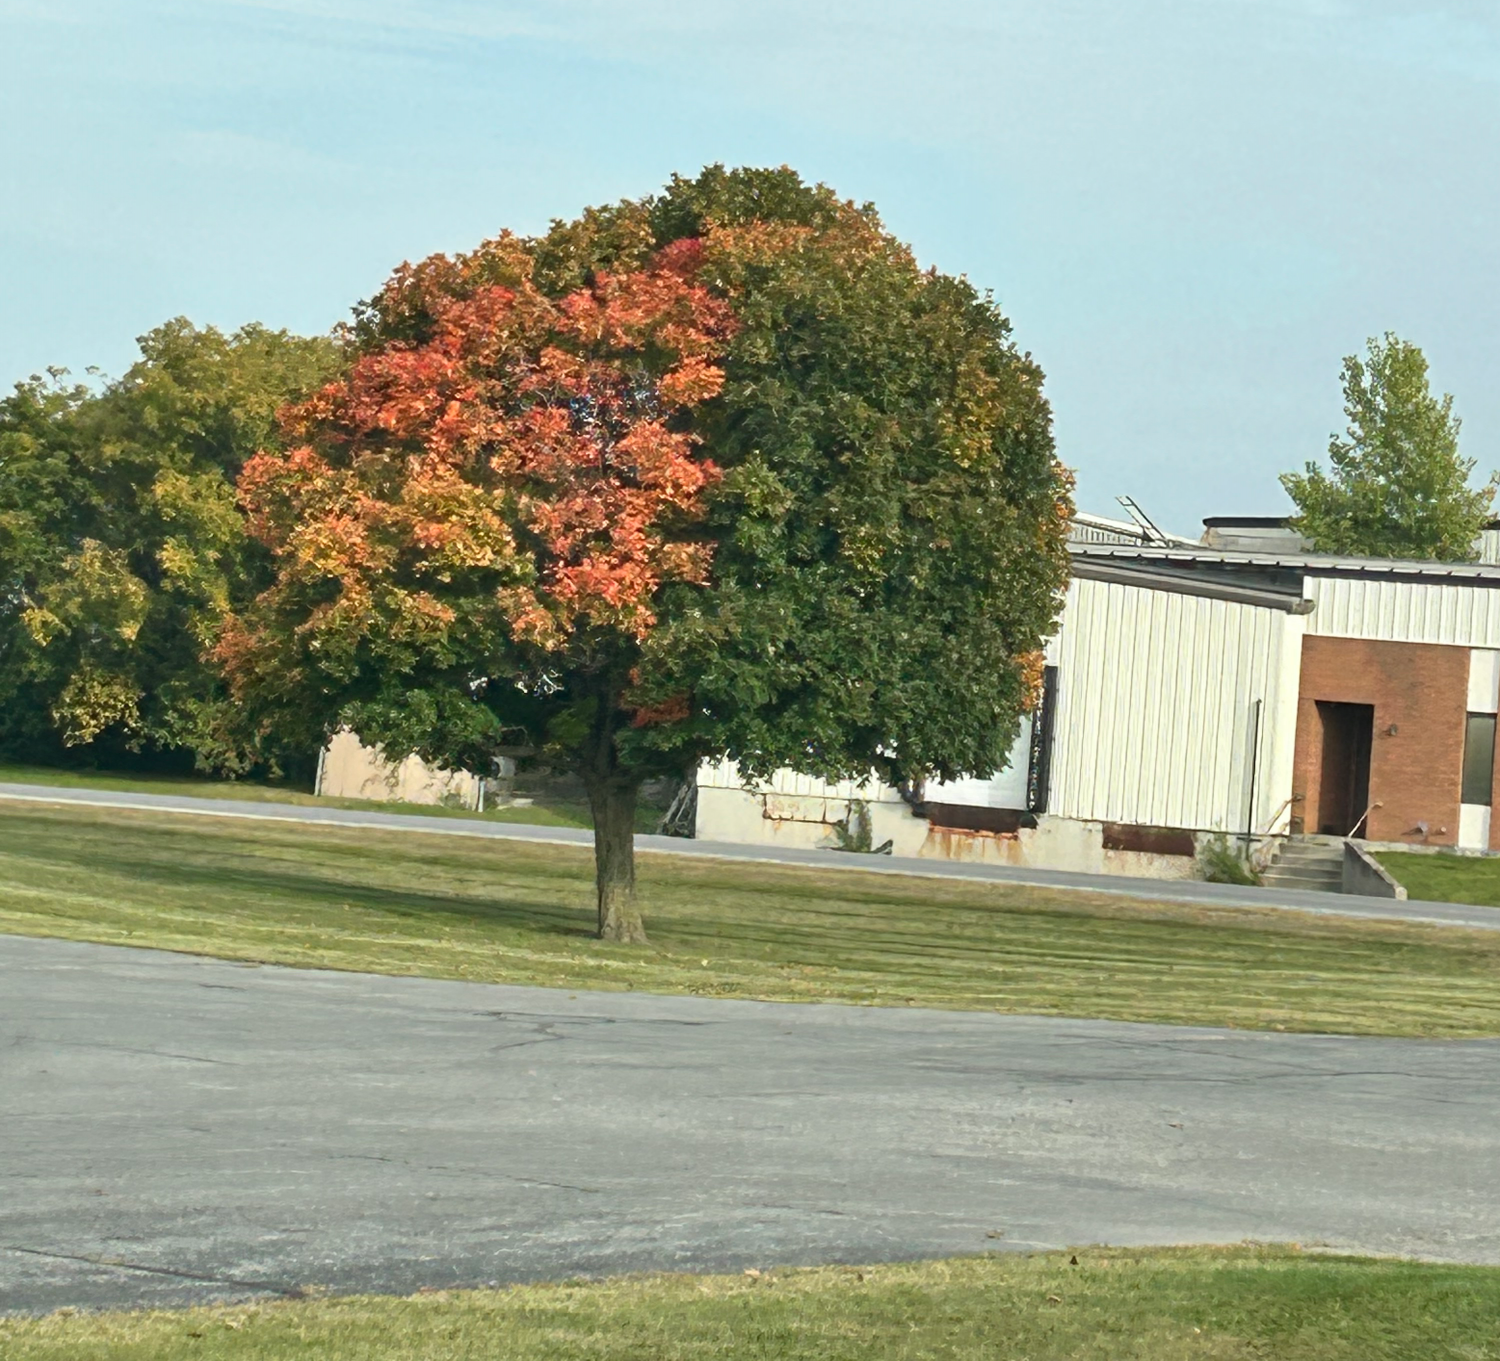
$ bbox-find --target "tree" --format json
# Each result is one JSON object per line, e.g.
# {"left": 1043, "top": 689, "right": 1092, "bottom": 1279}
{"left": 221, "top": 166, "right": 1073, "bottom": 942}
{"left": 1281, "top": 333, "right": 1495, "bottom": 560}
{"left": 0, "top": 320, "right": 338, "bottom": 769}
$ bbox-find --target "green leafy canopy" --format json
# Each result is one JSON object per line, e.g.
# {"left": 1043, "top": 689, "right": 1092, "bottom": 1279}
{"left": 236, "top": 166, "right": 1075, "bottom": 796}
{"left": 0, "top": 320, "right": 339, "bottom": 770}
{"left": 1282, "top": 333, "right": 1496, "bottom": 561}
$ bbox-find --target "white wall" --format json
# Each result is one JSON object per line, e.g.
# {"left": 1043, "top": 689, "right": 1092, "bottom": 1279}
{"left": 1046, "top": 577, "right": 1302, "bottom": 836}
{"left": 318, "top": 729, "right": 482, "bottom": 810}
{"left": 697, "top": 720, "right": 1032, "bottom": 820}
{"left": 700, "top": 574, "right": 1303, "bottom": 844}
{"left": 921, "top": 720, "right": 1033, "bottom": 810}
{"left": 1306, "top": 577, "right": 1500, "bottom": 647}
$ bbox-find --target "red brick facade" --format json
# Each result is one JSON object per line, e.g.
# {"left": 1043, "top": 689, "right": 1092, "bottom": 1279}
{"left": 1292, "top": 635, "right": 1474, "bottom": 846}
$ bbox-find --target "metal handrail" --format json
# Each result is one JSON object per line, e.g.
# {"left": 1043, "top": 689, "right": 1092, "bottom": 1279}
{"left": 1248, "top": 794, "right": 1302, "bottom": 873}
{"left": 1348, "top": 800, "right": 1383, "bottom": 840}
{"left": 1258, "top": 794, "right": 1300, "bottom": 839}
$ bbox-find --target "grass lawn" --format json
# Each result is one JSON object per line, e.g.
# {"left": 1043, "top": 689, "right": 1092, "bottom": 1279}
{"left": 3, "top": 803, "right": 1500, "bottom": 1036}
{"left": 4, "top": 1247, "right": 1498, "bottom": 1360}
{"left": 1379, "top": 849, "right": 1500, "bottom": 908}
{"left": 0, "top": 761, "right": 601, "bottom": 829}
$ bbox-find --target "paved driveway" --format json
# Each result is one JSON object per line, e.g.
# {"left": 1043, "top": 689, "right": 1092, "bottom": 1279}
{"left": 3, "top": 934, "right": 1498, "bottom": 1314}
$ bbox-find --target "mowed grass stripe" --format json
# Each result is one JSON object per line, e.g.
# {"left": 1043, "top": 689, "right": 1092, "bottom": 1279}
{"left": 5, "top": 1247, "right": 1500, "bottom": 1361}
{"left": 2, "top": 804, "right": 1500, "bottom": 1036}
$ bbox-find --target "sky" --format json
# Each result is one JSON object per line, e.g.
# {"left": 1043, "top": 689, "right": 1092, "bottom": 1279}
{"left": 3, "top": 0, "right": 1497, "bottom": 532}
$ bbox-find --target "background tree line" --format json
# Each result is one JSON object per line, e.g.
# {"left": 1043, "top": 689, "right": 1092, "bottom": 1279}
{"left": 0, "top": 164, "right": 1490, "bottom": 940}
{"left": 2, "top": 165, "right": 1074, "bottom": 940}
{"left": 0, "top": 320, "right": 338, "bottom": 775}
{"left": 3, "top": 321, "right": 1492, "bottom": 784}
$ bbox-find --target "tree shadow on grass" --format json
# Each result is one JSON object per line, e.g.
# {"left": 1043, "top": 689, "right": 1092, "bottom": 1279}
{"left": 5, "top": 825, "right": 602, "bottom": 940}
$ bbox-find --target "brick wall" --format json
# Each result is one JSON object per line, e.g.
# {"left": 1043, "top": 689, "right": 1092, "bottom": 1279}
{"left": 1292, "top": 636, "right": 1468, "bottom": 845}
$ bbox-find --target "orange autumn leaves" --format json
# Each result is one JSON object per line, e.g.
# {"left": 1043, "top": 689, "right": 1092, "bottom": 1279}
{"left": 221, "top": 236, "right": 738, "bottom": 686}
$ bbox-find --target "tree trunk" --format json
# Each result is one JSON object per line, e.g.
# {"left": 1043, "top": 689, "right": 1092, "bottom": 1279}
{"left": 587, "top": 778, "right": 646, "bottom": 944}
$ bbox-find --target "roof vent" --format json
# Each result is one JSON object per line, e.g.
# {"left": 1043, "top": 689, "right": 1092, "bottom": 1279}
{"left": 1200, "top": 517, "right": 1312, "bottom": 553}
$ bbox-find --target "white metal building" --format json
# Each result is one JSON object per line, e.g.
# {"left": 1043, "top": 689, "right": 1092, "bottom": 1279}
{"left": 695, "top": 515, "right": 1500, "bottom": 876}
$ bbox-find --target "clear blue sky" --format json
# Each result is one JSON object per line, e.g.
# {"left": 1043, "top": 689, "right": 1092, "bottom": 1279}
{"left": 4, "top": 0, "right": 1497, "bottom": 532}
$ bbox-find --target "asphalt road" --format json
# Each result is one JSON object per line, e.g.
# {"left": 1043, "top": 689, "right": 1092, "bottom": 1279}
{"left": 3, "top": 935, "right": 1498, "bottom": 1315}
{"left": 3, "top": 780, "right": 1499, "bottom": 932}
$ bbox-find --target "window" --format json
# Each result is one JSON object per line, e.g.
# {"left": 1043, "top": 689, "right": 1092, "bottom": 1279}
{"left": 1462, "top": 713, "right": 1496, "bottom": 806}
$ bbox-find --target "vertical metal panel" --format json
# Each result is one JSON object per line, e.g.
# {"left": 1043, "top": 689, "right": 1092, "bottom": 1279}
{"left": 1263, "top": 610, "right": 1306, "bottom": 834}
{"left": 1460, "top": 803, "right": 1492, "bottom": 849}
{"left": 706, "top": 570, "right": 1313, "bottom": 834}
{"left": 1047, "top": 578, "right": 1295, "bottom": 832}
{"left": 1468, "top": 650, "right": 1500, "bottom": 714}
{"left": 927, "top": 719, "right": 1033, "bottom": 809}
{"left": 698, "top": 760, "right": 880, "bottom": 803}
{"left": 1306, "top": 577, "right": 1500, "bottom": 646}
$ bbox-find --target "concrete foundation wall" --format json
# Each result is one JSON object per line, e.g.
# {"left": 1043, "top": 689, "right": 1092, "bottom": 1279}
{"left": 694, "top": 785, "right": 1198, "bottom": 880}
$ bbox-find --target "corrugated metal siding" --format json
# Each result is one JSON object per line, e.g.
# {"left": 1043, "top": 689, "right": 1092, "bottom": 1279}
{"left": 699, "top": 743, "right": 1031, "bottom": 810}
{"left": 1048, "top": 577, "right": 1299, "bottom": 833}
{"left": 1306, "top": 577, "right": 1500, "bottom": 646}
{"left": 698, "top": 760, "right": 887, "bottom": 804}
{"left": 1069, "top": 524, "right": 1147, "bottom": 545}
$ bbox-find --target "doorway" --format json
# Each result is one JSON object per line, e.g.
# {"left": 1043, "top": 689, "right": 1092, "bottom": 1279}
{"left": 1316, "top": 701, "right": 1374, "bottom": 836}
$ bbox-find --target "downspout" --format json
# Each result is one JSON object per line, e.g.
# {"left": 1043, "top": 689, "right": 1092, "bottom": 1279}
{"left": 1244, "top": 698, "right": 1262, "bottom": 853}
{"left": 1026, "top": 666, "right": 1060, "bottom": 815}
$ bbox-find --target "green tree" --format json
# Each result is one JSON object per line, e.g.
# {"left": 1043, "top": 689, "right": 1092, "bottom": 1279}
{"left": 0, "top": 319, "right": 339, "bottom": 769}
{"left": 223, "top": 167, "right": 1074, "bottom": 941}
{"left": 1281, "top": 333, "right": 1494, "bottom": 560}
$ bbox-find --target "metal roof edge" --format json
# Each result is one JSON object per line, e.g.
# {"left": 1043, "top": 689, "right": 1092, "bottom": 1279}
{"left": 1068, "top": 542, "right": 1500, "bottom": 583}
{"left": 1070, "top": 511, "right": 1199, "bottom": 547}
{"left": 1069, "top": 557, "right": 1316, "bottom": 614}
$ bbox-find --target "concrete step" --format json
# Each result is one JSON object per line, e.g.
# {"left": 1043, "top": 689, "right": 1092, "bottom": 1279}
{"left": 1262, "top": 858, "right": 1344, "bottom": 878}
{"left": 1271, "top": 858, "right": 1344, "bottom": 875}
{"left": 1265, "top": 852, "right": 1343, "bottom": 870}
{"left": 1260, "top": 869, "right": 1343, "bottom": 892}
{"left": 1269, "top": 863, "right": 1344, "bottom": 880}
{"left": 1273, "top": 845, "right": 1345, "bottom": 865}
{"left": 1258, "top": 837, "right": 1347, "bottom": 894}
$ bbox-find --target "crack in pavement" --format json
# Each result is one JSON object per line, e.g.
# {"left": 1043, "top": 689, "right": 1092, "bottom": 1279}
{"left": 1, "top": 1244, "right": 296, "bottom": 1296}
{"left": 477, "top": 1010, "right": 716, "bottom": 1029}
{"left": 30, "top": 1037, "right": 240, "bottom": 1066}
{"left": 328, "top": 1153, "right": 601, "bottom": 1194}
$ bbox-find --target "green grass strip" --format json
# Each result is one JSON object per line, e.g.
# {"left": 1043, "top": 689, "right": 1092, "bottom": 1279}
{"left": 3, "top": 804, "right": 1500, "bottom": 1036}
{"left": 4, "top": 1247, "right": 1499, "bottom": 1360}
{"left": 0, "top": 761, "right": 599, "bottom": 828}
{"left": 1379, "top": 850, "right": 1500, "bottom": 908}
